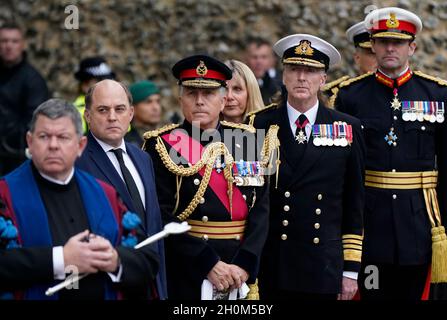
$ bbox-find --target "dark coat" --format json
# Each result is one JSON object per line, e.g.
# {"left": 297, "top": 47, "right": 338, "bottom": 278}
{"left": 252, "top": 101, "right": 365, "bottom": 295}
{"left": 335, "top": 71, "right": 447, "bottom": 265}
{"left": 144, "top": 120, "right": 270, "bottom": 300}
{"left": 76, "top": 133, "right": 167, "bottom": 299}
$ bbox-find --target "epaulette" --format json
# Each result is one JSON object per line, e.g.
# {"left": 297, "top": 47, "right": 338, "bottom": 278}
{"left": 220, "top": 120, "right": 256, "bottom": 133}
{"left": 247, "top": 103, "right": 279, "bottom": 126}
{"left": 322, "top": 75, "right": 350, "bottom": 92}
{"left": 143, "top": 123, "right": 180, "bottom": 140}
{"left": 246, "top": 103, "right": 279, "bottom": 117}
{"left": 414, "top": 70, "right": 447, "bottom": 86}
{"left": 339, "top": 72, "right": 374, "bottom": 88}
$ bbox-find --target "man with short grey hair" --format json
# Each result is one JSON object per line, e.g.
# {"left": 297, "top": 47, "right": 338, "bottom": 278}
{"left": 0, "top": 99, "right": 159, "bottom": 300}
{"left": 143, "top": 54, "right": 271, "bottom": 300}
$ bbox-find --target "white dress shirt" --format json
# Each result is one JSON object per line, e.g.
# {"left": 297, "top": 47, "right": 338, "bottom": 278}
{"left": 92, "top": 134, "right": 146, "bottom": 209}
{"left": 287, "top": 100, "right": 319, "bottom": 140}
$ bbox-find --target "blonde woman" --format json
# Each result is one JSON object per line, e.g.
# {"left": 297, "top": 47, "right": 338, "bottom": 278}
{"left": 223, "top": 60, "right": 264, "bottom": 123}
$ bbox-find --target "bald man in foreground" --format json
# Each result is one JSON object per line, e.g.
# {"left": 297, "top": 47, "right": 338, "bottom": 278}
{"left": 76, "top": 80, "right": 167, "bottom": 299}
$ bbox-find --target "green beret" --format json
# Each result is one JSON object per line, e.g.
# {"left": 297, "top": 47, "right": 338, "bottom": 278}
{"left": 129, "top": 80, "right": 160, "bottom": 104}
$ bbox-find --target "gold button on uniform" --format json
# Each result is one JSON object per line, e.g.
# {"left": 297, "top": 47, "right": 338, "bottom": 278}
{"left": 202, "top": 234, "right": 209, "bottom": 241}
{"left": 317, "top": 194, "right": 323, "bottom": 200}
{"left": 202, "top": 216, "right": 208, "bottom": 222}
{"left": 393, "top": 194, "right": 397, "bottom": 200}
{"left": 315, "top": 208, "right": 321, "bottom": 215}
{"left": 285, "top": 191, "right": 290, "bottom": 198}
{"left": 284, "top": 205, "right": 290, "bottom": 212}
{"left": 199, "top": 197, "right": 205, "bottom": 204}
{"left": 194, "top": 178, "right": 200, "bottom": 185}
{"left": 281, "top": 234, "right": 288, "bottom": 240}
{"left": 313, "top": 237, "right": 320, "bottom": 244}
{"left": 235, "top": 235, "right": 241, "bottom": 240}
{"left": 282, "top": 220, "right": 289, "bottom": 226}
{"left": 243, "top": 194, "right": 247, "bottom": 200}
{"left": 314, "top": 223, "right": 320, "bottom": 229}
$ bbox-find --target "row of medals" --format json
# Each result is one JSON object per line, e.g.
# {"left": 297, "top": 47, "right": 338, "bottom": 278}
{"left": 402, "top": 110, "right": 445, "bottom": 123}
{"left": 313, "top": 135, "right": 349, "bottom": 147}
{"left": 214, "top": 158, "right": 264, "bottom": 187}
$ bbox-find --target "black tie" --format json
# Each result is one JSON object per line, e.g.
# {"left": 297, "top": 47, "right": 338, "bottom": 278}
{"left": 111, "top": 149, "right": 146, "bottom": 224}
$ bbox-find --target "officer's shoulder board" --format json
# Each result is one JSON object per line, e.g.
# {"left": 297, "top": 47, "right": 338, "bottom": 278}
{"left": 322, "top": 75, "right": 350, "bottom": 92}
{"left": 143, "top": 123, "right": 180, "bottom": 140}
{"left": 339, "top": 71, "right": 374, "bottom": 88}
{"left": 247, "top": 103, "right": 279, "bottom": 126}
{"left": 413, "top": 70, "right": 447, "bottom": 87}
{"left": 220, "top": 120, "right": 256, "bottom": 133}
{"left": 328, "top": 72, "right": 374, "bottom": 108}
{"left": 324, "top": 75, "right": 350, "bottom": 108}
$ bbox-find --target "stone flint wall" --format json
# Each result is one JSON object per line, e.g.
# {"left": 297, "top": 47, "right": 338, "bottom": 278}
{"left": 1, "top": 0, "right": 447, "bottom": 117}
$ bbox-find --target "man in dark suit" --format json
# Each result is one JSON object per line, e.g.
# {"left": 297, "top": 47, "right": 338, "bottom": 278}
{"left": 249, "top": 34, "right": 365, "bottom": 300}
{"left": 76, "top": 79, "right": 167, "bottom": 299}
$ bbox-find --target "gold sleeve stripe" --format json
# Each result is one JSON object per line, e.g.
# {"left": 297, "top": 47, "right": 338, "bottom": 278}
{"left": 343, "top": 244, "right": 363, "bottom": 250}
{"left": 342, "top": 239, "right": 363, "bottom": 246}
{"left": 342, "top": 234, "right": 364, "bottom": 240}
{"left": 344, "top": 250, "right": 362, "bottom": 262}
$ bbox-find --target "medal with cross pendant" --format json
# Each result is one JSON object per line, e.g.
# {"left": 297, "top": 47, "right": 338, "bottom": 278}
{"left": 384, "top": 127, "right": 398, "bottom": 147}
{"left": 295, "top": 129, "right": 307, "bottom": 144}
{"left": 390, "top": 88, "right": 401, "bottom": 111}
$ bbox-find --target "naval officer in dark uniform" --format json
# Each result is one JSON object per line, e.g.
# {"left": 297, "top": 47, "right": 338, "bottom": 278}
{"left": 143, "top": 55, "right": 272, "bottom": 300}
{"left": 334, "top": 7, "right": 447, "bottom": 300}
{"left": 249, "top": 34, "right": 365, "bottom": 300}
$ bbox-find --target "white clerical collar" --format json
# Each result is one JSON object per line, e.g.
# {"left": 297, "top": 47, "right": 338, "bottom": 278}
{"left": 378, "top": 66, "right": 409, "bottom": 79}
{"left": 39, "top": 168, "right": 74, "bottom": 185}
{"left": 287, "top": 100, "right": 319, "bottom": 127}
{"left": 92, "top": 133, "right": 127, "bottom": 154}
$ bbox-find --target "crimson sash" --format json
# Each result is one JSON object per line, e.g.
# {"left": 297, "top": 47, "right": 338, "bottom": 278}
{"left": 162, "top": 130, "right": 248, "bottom": 220}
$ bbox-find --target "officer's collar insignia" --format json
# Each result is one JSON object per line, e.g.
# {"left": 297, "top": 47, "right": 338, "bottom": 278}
{"left": 295, "top": 40, "right": 314, "bottom": 56}
{"left": 386, "top": 13, "right": 400, "bottom": 29}
{"left": 375, "top": 69, "right": 412, "bottom": 88}
{"left": 196, "top": 60, "right": 208, "bottom": 76}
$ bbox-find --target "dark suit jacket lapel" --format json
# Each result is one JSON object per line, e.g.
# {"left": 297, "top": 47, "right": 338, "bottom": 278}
{"left": 286, "top": 103, "right": 333, "bottom": 188}
{"left": 86, "top": 133, "right": 134, "bottom": 209}
{"left": 126, "top": 143, "right": 153, "bottom": 231}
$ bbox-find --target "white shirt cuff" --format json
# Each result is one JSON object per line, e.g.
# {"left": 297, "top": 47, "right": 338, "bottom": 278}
{"left": 107, "top": 264, "right": 123, "bottom": 282}
{"left": 52, "top": 246, "right": 66, "bottom": 280}
{"left": 343, "top": 271, "right": 358, "bottom": 280}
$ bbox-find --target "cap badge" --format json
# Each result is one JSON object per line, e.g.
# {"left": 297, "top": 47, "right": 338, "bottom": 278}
{"left": 196, "top": 60, "right": 208, "bottom": 76}
{"left": 295, "top": 40, "right": 314, "bottom": 56}
{"left": 386, "top": 13, "right": 400, "bottom": 29}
